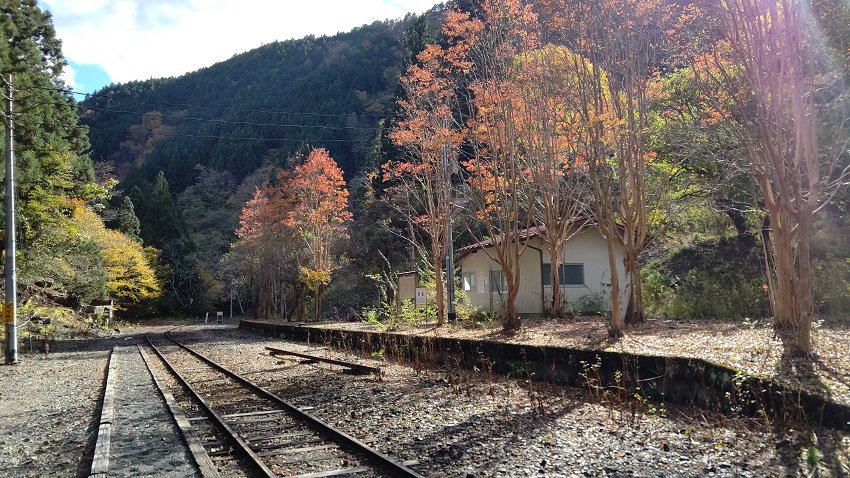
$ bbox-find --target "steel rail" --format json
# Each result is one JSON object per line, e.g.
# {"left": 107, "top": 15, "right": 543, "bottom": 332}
{"left": 164, "top": 329, "right": 423, "bottom": 478}
{"left": 145, "top": 334, "right": 279, "bottom": 478}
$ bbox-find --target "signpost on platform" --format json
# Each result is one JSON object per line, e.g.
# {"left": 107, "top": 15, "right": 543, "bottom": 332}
{"left": 415, "top": 287, "right": 426, "bottom": 307}
{"left": 415, "top": 287, "right": 426, "bottom": 323}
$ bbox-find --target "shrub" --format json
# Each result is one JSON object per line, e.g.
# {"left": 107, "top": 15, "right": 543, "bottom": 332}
{"left": 642, "top": 235, "right": 769, "bottom": 319}
{"left": 813, "top": 258, "right": 850, "bottom": 318}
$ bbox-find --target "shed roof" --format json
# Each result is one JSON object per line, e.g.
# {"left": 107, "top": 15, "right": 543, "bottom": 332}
{"left": 457, "top": 225, "right": 548, "bottom": 260}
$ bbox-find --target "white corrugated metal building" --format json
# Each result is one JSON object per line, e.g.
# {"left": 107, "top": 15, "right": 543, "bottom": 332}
{"left": 457, "top": 225, "right": 628, "bottom": 316}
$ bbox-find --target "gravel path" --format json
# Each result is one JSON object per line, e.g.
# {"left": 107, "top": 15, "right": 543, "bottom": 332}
{"left": 0, "top": 348, "right": 109, "bottom": 477}
{"left": 108, "top": 345, "right": 200, "bottom": 478}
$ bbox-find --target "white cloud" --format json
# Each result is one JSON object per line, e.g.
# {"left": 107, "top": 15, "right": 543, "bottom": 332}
{"left": 60, "top": 61, "right": 76, "bottom": 88}
{"left": 42, "top": 0, "right": 438, "bottom": 87}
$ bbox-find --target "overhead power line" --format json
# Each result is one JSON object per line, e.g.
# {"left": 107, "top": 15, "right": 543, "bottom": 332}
{"left": 78, "top": 105, "right": 378, "bottom": 131}
{"left": 85, "top": 126, "right": 374, "bottom": 144}
{"left": 24, "top": 84, "right": 389, "bottom": 119}
{"left": 19, "top": 99, "right": 379, "bottom": 132}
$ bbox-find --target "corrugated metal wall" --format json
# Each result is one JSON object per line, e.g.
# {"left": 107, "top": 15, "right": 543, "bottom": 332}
{"left": 459, "top": 246, "right": 543, "bottom": 315}
{"left": 458, "top": 227, "right": 628, "bottom": 315}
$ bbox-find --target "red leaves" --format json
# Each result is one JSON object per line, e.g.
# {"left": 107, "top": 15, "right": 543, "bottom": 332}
{"left": 236, "top": 176, "right": 294, "bottom": 241}
{"left": 236, "top": 148, "right": 350, "bottom": 275}
{"left": 287, "top": 148, "right": 352, "bottom": 235}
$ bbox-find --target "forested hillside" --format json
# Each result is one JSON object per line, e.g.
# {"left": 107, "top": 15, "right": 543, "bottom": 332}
{"left": 78, "top": 10, "right": 441, "bottom": 316}
{"left": 0, "top": 0, "right": 160, "bottom": 329}
{"left": 81, "top": 16, "right": 434, "bottom": 186}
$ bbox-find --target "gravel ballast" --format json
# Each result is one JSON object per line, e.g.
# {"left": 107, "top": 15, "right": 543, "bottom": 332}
{"left": 1, "top": 321, "right": 847, "bottom": 477}
{"left": 177, "top": 324, "right": 850, "bottom": 477}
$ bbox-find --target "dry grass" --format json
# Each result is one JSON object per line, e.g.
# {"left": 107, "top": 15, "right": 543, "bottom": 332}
{"left": 318, "top": 316, "right": 850, "bottom": 406}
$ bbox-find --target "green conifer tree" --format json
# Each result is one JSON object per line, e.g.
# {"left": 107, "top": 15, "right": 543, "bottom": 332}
{"left": 117, "top": 196, "right": 141, "bottom": 242}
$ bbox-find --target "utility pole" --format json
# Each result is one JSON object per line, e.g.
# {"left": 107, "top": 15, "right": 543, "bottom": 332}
{"left": 4, "top": 74, "right": 18, "bottom": 364}
{"left": 442, "top": 129, "right": 456, "bottom": 323}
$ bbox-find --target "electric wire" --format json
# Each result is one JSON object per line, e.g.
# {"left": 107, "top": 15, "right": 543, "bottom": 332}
{"left": 18, "top": 100, "right": 379, "bottom": 132}
{"left": 12, "top": 85, "right": 385, "bottom": 143}
{"left": 85, "top": 125, "right": 373, "bottom": 143}
{"left": 22, "top": 84, "right": 389, "bottom": 119}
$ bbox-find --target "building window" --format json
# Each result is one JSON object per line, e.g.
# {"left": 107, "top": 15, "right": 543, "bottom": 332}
{"left": 542, "top": 263, "right": 585, "bottom": 286}
{"left": 462, "top": 272, "right": 476, "bottom": 292}
{"left": 490, "top": 270, "right": 507, "bottom": 293}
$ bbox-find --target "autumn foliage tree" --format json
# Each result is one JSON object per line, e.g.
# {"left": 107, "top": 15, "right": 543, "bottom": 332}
{"left": 458, "top": 0, "right": 542, "bottom": 330}
{"left": 286, "top": 148, "right": 352, "bottom": 321}
{"left": 385, "top": 15, "right": 470, "bottom": 326}
{"left": 511, "top": 44, "right": 591, "bottom": 316}
{"left": 538, "top": 0, "right": 687, "bottom": 336}
{"left": 233, "top": 173, "right": 301, "bottom": 320}
{"left": 72, "top": 201, "right": 161, "bottom": 303}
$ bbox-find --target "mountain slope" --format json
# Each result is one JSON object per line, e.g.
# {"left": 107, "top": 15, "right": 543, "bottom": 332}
{"left": 80, "top": 14, "right": 432, "bottom": 192}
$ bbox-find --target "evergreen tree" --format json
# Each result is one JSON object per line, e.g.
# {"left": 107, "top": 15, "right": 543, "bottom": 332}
{"left": 0, "top": 0, "right": 121, "bottom": 309}
{"left": 116, "top": 196, "right": 141, "bottom": 242}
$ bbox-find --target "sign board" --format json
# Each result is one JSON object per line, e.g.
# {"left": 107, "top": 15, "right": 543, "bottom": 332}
{"left": 2, "top": 303, "right": 13, "bottom": 324}
{"left": 216, "top": 311, "right": 224, "bottom": 324}
{"left": 415, "top": 288, "right": 427, "bottom": 307}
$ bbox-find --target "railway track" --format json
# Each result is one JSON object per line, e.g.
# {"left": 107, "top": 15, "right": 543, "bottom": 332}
{"left": 144, "top": 330, "right": 423, "bottom": 478}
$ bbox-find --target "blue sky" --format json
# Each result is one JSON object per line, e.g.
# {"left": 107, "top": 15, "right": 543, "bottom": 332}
{"left": 42, "top": 0, "right": 439, "bottom": 94}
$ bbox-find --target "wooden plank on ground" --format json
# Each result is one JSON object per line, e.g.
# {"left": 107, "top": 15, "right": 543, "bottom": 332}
{"left": 289, "top": 466, "right": 371, "bottom": 478}
{"left": 265, "top": 346, "right": 380, "bottom": 375}
{"left": 221, "top": 409, "right": 287, "bottom": 419}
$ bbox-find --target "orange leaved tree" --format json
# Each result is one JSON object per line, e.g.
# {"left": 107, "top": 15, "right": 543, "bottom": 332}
{"left": 511, "top": 44, "right": 591, "bottom": 316}
{"left": 233, "top": 174, "right": 301, "bottom": 320}
{"left": 693, "top": 0, "right": 850, "bottom": 354}
{"left": 286, "top": 148, "right": 352, "bottom": 321}
{"left": 540, "top": 0, "right": 686, "bottom": 336}
{"left": 385, "top": 13, "right": 471, "bottom": 326}
{"left": 461, "top": 0, "right": 540, "bottom": 330}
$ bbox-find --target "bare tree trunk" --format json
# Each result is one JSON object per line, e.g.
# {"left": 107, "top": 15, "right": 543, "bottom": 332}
{"left": 314, "top": 284, "right": 322, "bottom": 322}
{"left": 549, "top": 242, "right": 562, "bottom": 317}
{"left": 434, "top": 256, "right": 446, "bottom": 326}
{"left": 797, "top": 212, "right": 814, "bottom": 354}
{"left": 295, "top": 284, "right": 306, "bottom": 322}
{"left": 503, "top": 266, "right": 522, "bottom": 330}
{"left": 605, "top": 234, "right": 623, "bottom": 338}
{"left": 624, "top": 252, "right": 644, "bottom": 323}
